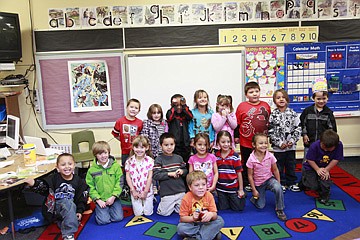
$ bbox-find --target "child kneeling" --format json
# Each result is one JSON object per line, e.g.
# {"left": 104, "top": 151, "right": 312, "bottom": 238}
{"left": 177, "top": 171, "right": 224, "bottom": 240}
{"left": 25, "top": 153, "right": 88, "bottom": 240}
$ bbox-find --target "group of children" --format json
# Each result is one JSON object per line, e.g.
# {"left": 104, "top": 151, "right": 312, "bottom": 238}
{"left": 24, "top": 80, "right": 343, "bottom": 240}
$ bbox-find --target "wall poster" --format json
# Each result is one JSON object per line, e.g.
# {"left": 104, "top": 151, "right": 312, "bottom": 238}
{"left": 68, "top": 60, "right": 112, "bottom": 113}
{"left": 245, "top": 46, "right": 277, "bottom": 108}
{"left": 285, "top": 41, "right": 360, "bottom": 115}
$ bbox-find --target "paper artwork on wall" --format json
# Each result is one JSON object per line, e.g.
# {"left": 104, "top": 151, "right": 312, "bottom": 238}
{"left": 68, "top": 60, "right": 112, "bottom": 113}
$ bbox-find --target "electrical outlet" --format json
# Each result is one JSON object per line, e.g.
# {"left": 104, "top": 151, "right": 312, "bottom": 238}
{"left": 33, "top": 89, "right": 41, "bottom": 114}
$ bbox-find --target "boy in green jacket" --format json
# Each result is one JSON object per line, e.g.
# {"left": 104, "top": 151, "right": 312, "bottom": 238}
{"left": 86, "top": 141, "right": 124, "bottom": 225}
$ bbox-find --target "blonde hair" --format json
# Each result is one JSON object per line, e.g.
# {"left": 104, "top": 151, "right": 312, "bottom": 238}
{"left": 92, "top": 141, "right": 111, "bottom": 156}
{"left": 216, "top": 94, "right": 234, "bottom": 112}
{"left": 186, "top": 170, "right": 207, "bottom": 186}
{"left": 193, "top": 89, "right": 210, "bottom": 112}
{"left": 130, "top": 135, "right": 153, "bottom": 158}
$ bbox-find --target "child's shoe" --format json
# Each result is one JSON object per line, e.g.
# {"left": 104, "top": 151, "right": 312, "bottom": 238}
{"left": 245, "top": 184, "right": 252, "bottom": 192}
{"left": 63, "top": 235, "right": 75, "bottom": 240}
{"left": 276, "top": 210, "right": 287, "bottom": 221}
{"left": 281, "top": 185, "right": 286, "bottom": 193}
{"left": 288, "top": 184, "right": 301, "bottom": 192}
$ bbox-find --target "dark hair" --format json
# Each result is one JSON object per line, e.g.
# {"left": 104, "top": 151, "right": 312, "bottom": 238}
{"left": 244, "top": 82, "right": 260, "bottom": 94}
{"left": 170, "top": 94, "right": 183, "bottom": 103}
{"left": 194, "top": 133, "right": 210, "bottom": 148}
{"left": 216, "top": 130, "right": 232, "bottom": 145}
{"left": 320, "top": 129, "right": 339, "bottom": 148}
{"left": 56, "top": 153, "right": 75, "bottom": 165}
{"left": 273, "top": 89, "right": 289, "bottom": 104}
{"left": 127, "top": 98, "right": 141, "bottom": 110}
{"left": 160, "top": 132, "right": 176, "bottom": 145}
{"left": 312, "top": 91, "right": 329, "bottom": 100}
{"left": 146, "top": 104, "right": 163, "bottom": 120}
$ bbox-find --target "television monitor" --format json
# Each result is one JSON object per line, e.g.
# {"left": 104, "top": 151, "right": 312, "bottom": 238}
{"left": 6, "top": 115, "right": 20, "bottom": 149}
{"left": 0, "top": 12, "right": 22, "bottom": 63}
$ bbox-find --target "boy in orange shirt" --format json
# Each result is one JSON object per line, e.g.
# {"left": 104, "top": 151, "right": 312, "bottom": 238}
{"left": 177, "top": 171, "right": 224, "bottom": 240}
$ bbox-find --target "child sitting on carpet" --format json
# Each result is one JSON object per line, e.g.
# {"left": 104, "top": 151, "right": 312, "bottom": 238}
{"left": 153, "top": 132, "right": 188, "bottom": 216}
{"left": 125, "top": 135, "right": 155, "bottom": 216}
{"left": 302, "top": 129, "right": 344, "bottom": 203}
{"left": 177, "top": 171, "right": 224, "bottom": 240}
{"left": 247, "top": 133, "right": 287, "bottom": 221}
{"left": 86, "top": 141, "right": 124, "bottom": 225}
{"left": 24, "top": 153, "right": 88, "bottom": 240}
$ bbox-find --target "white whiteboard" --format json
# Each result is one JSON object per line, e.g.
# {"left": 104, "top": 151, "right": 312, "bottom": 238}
{"left": 125, "top": 52, "right": 245, "bottom": 120}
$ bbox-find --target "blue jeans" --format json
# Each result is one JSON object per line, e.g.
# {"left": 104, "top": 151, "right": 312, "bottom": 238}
{"left": 95, "top": 198, "right": 124, "bottom": 225}
{"left": 274, "top": 151, "right": 297, "bottom": 186}
{"left": 55, "top": 198, "right": 79, "bottom": 238}
{"left": 253, "top": 177, "right": 285, "bottom": 210}
{"left": 177, "top": 216, "right": 224, "bottom": 240}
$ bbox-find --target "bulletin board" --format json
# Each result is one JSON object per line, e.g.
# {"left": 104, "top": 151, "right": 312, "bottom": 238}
{"left": 285, "top": 41, "right": 360, "bottom": 116}
{"left": 125, "top": 52, "right": 245, "bottom": 120}
{"left": 36, "top": 52, "right": 126, "bottom": 130}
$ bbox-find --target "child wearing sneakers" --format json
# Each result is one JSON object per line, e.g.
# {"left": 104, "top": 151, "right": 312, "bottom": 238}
{"left": 247, "top": 134, "right": 287, "bottom": 221}
{"left": 302, "top": 129, "right": 343, "bottom": 203}
{"left": 268, "top": 89, "right": 302, "bottom": 192}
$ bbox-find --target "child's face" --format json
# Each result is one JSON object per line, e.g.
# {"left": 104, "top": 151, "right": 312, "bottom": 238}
{"left": 196, "top": 93, "right": 208, "bottom": 107}
{"left": 313, "top": 92, "right": 328, "bottom": 109}
{"left": 246, "top": 88, "right": 260, "bottom": 103}
{"left": 218, "top": 135, "right": 231, "bottom": 152}
{"left": 151, "top": 108, "right": 162, "bottom": 121}
{"left": 56, "top": 156, "right": 75, "bottom": 178}
{"left": 96, "top": 150, "right": 109, "bottom": 165}
{"left": 195, "top": 137, "right": 208, "bottom": 156}
{"left": 253, "top": 136, "right": 268, "bottom": 154}
{"left": 133, "top": 143, "right": 148, "bottom": 158}
{"left": 126, "top": 102, "right": 140, "bottom": 118}
{"left": 189, "top": 178, "right": 207, "bottom": 199}
{"left": 274, "top": 92, "right": 288, "bottom": 109}
{"left": 161, "top": 137, "right": 175, "bottom": 156}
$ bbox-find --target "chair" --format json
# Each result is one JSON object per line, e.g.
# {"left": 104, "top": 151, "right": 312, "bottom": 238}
{"left": 71, "top": 130, "right": 95, "bottom": 166}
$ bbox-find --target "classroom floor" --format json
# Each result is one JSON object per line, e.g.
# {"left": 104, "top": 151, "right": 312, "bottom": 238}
{"left": 0, "top": 157, "right": 359, "bottom": 240}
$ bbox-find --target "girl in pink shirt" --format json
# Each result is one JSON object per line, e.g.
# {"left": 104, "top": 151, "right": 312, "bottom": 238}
{"left": 188, "top": 133, "right": 218, "bottom": 192}
{"left": 211, "top": 94, "right": 237, "bottom": 150}
{"left": 246, "top": 133, "right": 287, "bottom": 221}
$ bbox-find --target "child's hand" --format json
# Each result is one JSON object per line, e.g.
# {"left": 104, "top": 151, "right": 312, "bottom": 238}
{"left": 76, "top": 213, "right": 82, "bottom": 221}
{"left": 200, "top": 211, "right": 212, "bottom": 222}
{"left": 105, "top": 196, "right": 115, "bottom": 206}
{"left": 237, "top": 189, "right": 245, "bottom": 198}
{"left": 175, "top": 169, "right": 183, "bottom": 176}
{"left": 287, "top": 141, "right": 293, "bottom": 148}
{"left": 140, "top": 191, "right": 148, "bottom": 200}
{"left": 303, "top": 135, "right": 309, "bottom": 144}
{"left": 234, "top": 138, "right": 240, "bottom": 144}
{"left": 96, "top": 199, "right": 107, "bottom": 208}
{"left": 252, "top": 189, "right": 259, "bottom": 199}
{"left": 131, "top": 189, "right": 140, "bottom": 199}
{"left": 280, "top": 143, "right": 287, "bottom": 149}
{"left": 192, "top": 210, "right": 200, "bottom": 222}
{"left": 23, "top": 178, "right": 35, "bottom": 186}
{"left": 168, "top": 172, "right": 178, "bottom": 178}
{"left": 207, "top": 186, "right": 215, "bottom": 192}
